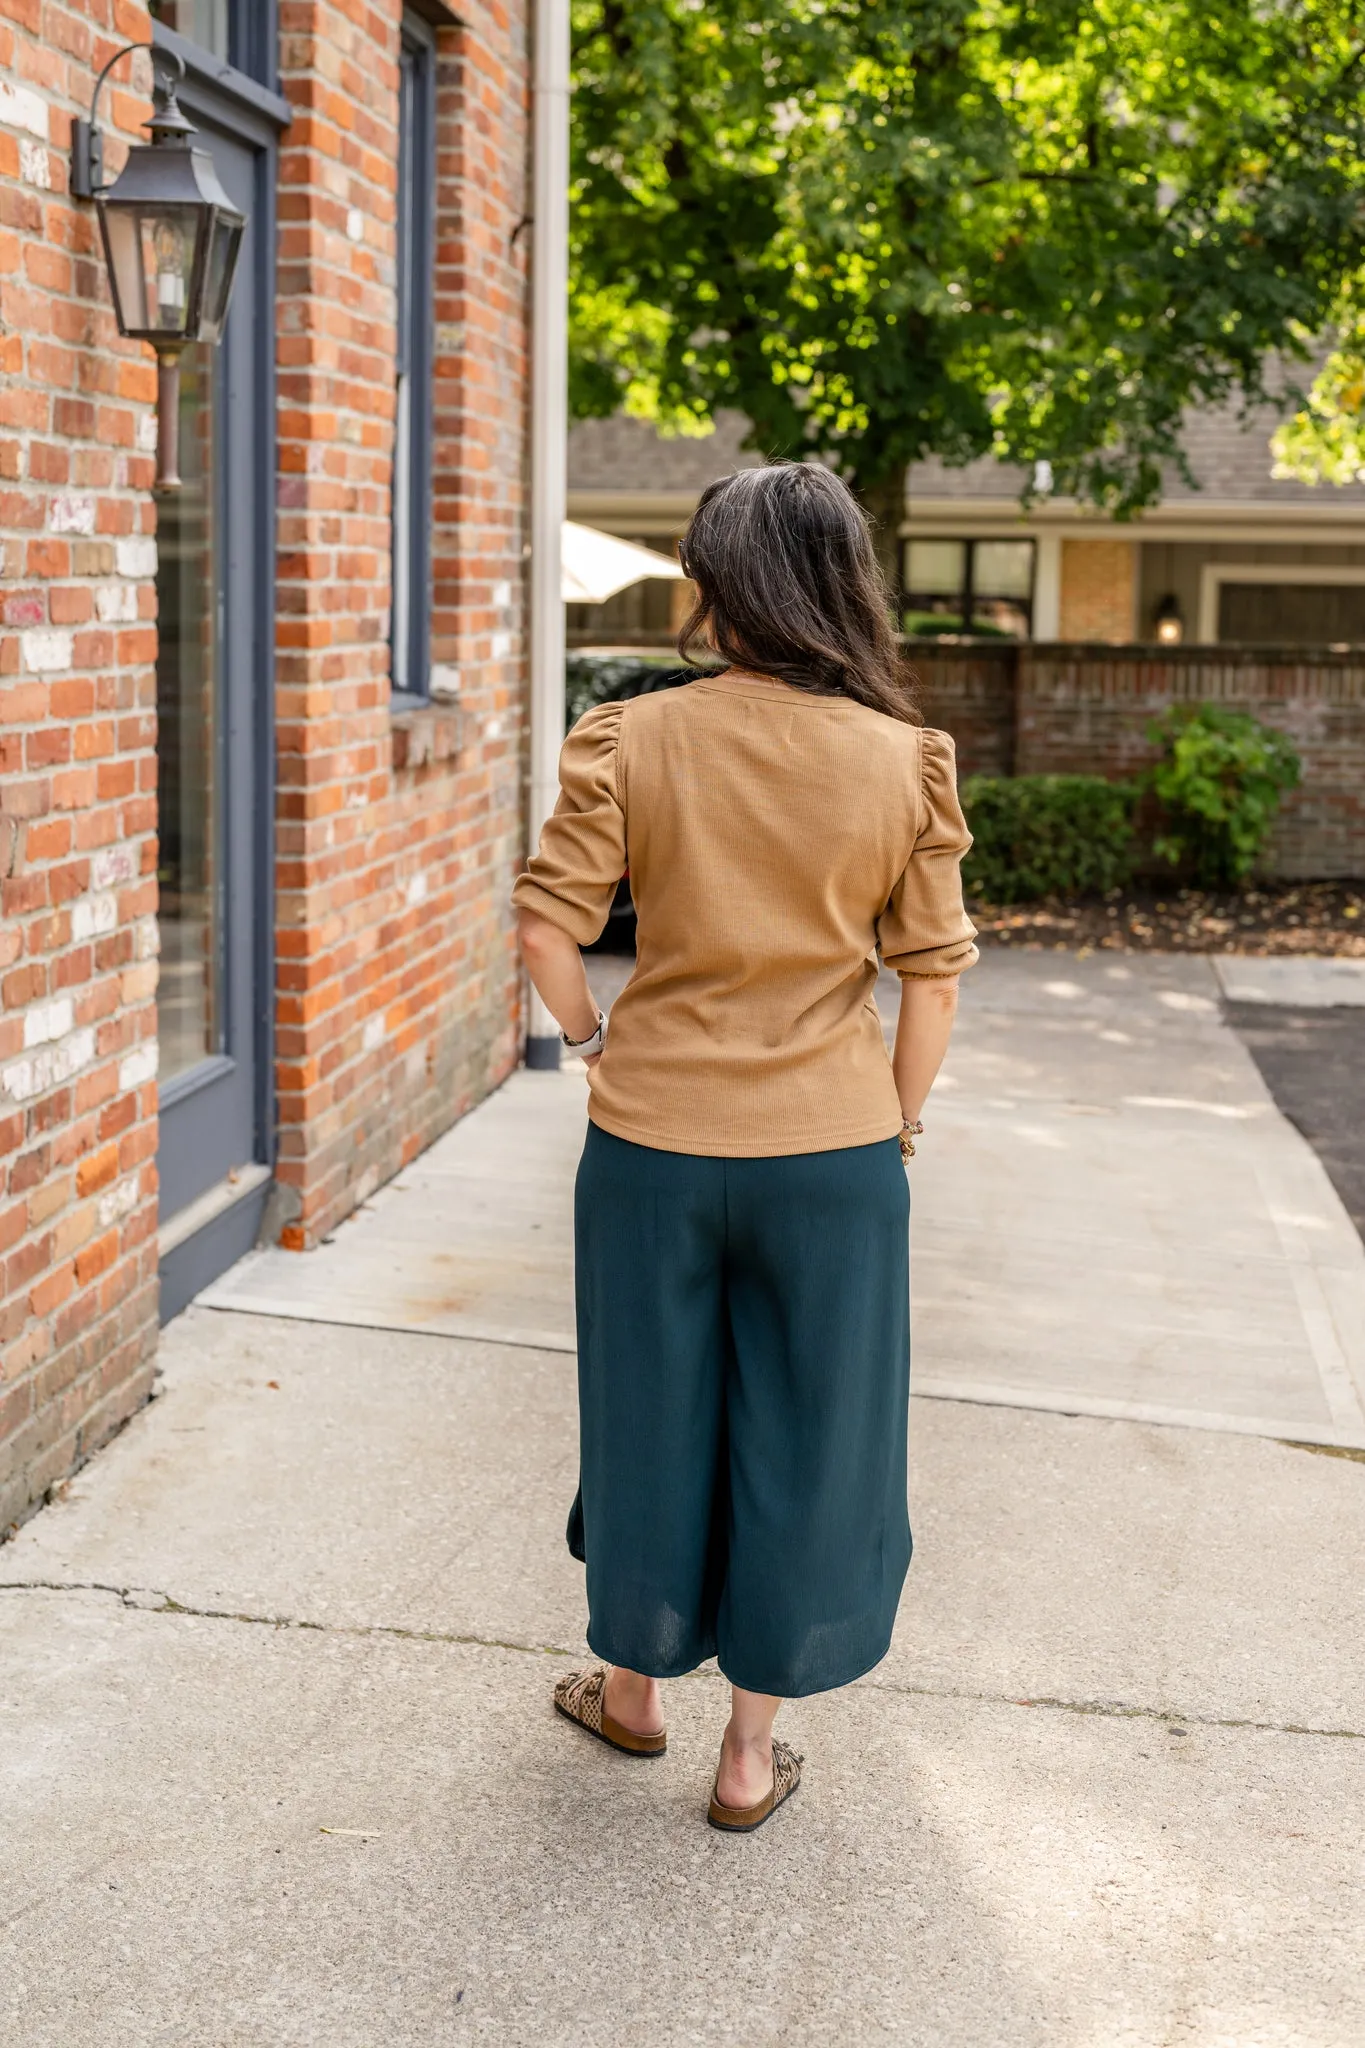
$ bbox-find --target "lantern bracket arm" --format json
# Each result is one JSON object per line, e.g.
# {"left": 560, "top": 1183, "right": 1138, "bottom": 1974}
{"left": 71, "top": 42, "right": 187, "bottom": 201}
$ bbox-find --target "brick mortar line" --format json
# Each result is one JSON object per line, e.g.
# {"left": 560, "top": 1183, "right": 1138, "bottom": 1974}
{"left": 0, "top": 1579, "right": 1359, "bottom": 1742}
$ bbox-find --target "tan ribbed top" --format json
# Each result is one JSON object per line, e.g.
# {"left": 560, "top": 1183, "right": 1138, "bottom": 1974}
{"left": 512, "top": 671, "right": 978, "bottom": 1157}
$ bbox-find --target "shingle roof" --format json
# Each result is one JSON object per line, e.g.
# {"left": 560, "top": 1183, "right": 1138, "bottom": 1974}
{"left": 568, "top": 397, "right": 1365, "bottom": 508}
{"left": 568, "top": 411, "right": 762, "bottom": 491}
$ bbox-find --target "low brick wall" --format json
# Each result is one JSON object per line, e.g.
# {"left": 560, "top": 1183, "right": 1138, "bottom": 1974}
{"left": 913, "top": 644, "right": 1365, "bottom": 879}
{"left": 911, "top": 646, "right": 1018, "bottom": 777}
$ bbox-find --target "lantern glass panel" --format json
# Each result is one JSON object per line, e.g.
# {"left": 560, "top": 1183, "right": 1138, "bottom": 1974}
{"left": 100, "top": 201, "right": 207, "bottom": 341}
{"left": 198, "top": 210, "right": 244, "bottom": 344}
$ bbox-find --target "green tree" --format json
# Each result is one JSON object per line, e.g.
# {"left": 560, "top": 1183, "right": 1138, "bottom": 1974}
{"left": 1270, "top": 305, "right": 1365, "bottom": 484}
{"left": 570, "top": 0, "right": 1365, "bottom": 574}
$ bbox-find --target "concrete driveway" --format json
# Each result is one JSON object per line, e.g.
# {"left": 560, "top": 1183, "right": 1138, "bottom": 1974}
{"left": 2, "top": 951, "right": 1363, "bottom": 2046}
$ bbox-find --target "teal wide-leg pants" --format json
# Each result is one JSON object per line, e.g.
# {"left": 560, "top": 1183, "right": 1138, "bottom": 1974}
{"left": 569, "top": 1124, "right": 912, "bottom": 1698}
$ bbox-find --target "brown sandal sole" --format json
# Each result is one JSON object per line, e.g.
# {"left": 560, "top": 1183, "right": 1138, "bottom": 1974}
{"left": 554, "top": 1699, "right": 667, "bottom": 1758}
{"left": 706, "top": 1783, "right": 796, "bottom": 1832}
{"left": 707, "top": 1744, "right": 802, "bottom": 1833}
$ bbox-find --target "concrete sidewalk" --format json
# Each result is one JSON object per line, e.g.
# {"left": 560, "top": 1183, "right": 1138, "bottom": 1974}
{"left": 202, "top": 949, "right": 1365, "bottom": 1450}
{"left": 3, "top": 953, "right": 1364, "bottom": 2045}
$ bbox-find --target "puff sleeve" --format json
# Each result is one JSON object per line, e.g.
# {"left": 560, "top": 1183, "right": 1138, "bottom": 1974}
{"left": 511, "top": 702, "right": 627, "bottom": 946}
{"left": 876, "top": 729, "right": 980, "bottom": 978}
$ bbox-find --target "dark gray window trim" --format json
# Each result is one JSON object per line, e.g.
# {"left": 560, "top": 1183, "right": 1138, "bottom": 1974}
{"left": 231, "top": 0, "right": 281, "bottom": 89}
{"left": 151, "top": 17, "right": 292, "bottom": 131}
{"left": 392, "top": 8, "right": 437, "bottom": 707}
{"left": 152, "top": 28, "right": 283, "bottom": 1191}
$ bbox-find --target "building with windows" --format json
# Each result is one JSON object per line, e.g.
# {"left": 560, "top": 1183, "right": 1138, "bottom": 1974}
{"left": 568, "top": 405, "right": 1365, "bottom": 649}
{"left": 2, "top": 0, "right": 531, "bottom": 1531}
{"left": 567, "top": 408, "right": 1365, "bottom": 881}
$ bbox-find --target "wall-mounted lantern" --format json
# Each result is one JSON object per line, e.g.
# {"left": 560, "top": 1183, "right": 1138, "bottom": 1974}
{"left": 1154, "top": 594, "right": 1184, "bottom": 646}
{"left": 72, "top": 45, "right": 245, "bottom": 491}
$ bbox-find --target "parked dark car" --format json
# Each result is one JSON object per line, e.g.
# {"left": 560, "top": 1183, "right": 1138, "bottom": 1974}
{"left": 566, "top": 654, "right": 704, "bottom": 950}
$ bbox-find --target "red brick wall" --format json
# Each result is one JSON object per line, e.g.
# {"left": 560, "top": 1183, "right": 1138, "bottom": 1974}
{"left": 2, "top": 0, "right": 532, "bottom": 1532}
{"left": 912, "top": 646, "right": 1018, "bottom": 776}
{"left": 272, "top": 0, "right": 529, "bottom": 1248}
{"left": 1, "top": 3, "right": 161, "bottom": 1535}
{"left": 1018, "top": 646, "right": 1365, "bottom": 880}
{"left": 915, "top": 643, "right": 1365, "bottom": 878}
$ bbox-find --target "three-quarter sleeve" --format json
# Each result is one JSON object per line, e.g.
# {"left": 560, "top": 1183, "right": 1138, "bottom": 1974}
{"left": 511, "top": 702, "right": 627, "bottom": 946}
{"left": 876, "top": 729, "right": 980, "bottom": 978}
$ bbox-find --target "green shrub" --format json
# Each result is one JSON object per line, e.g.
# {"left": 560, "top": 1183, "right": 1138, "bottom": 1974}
{"left": 960, "top": 774, "right": 1138, "bottom": 903}
{"left": 1145, "top": 705, "right": 1301, "bottom": 887}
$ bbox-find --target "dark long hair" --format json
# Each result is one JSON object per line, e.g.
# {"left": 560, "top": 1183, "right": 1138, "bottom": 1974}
{"left": 676, "top": 463, "right": 921, "bottom": 725}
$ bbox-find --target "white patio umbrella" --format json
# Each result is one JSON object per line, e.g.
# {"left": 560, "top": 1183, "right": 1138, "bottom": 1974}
{"left": 561, "top": 520, "right": 686, "bottom": 603}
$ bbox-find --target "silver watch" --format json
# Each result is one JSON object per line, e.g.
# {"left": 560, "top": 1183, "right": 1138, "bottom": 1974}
{"left": 562, "top": 1009, "right": 606, "bottom": 1058}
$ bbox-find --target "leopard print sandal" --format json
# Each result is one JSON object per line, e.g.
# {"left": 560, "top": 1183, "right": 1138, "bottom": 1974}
{"left": 707, "top": 1737, "right": 803, "bottom": 1833}
{"left": 553, "top": 1667, "right": 667, "bottom": 1757}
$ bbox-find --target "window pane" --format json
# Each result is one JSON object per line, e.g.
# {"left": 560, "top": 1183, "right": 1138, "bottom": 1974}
{"left": 905, "top": 539, "right": 966, "bottom": 597}
{"left": 391, "top": 24, "right": 432, "bottom": 697}
{"left": 392, "top": 44, "right": 415, "bottom": 689}
{"left": 395, "top": 47, "right": 416, "bottom": 372}
{"left": 156, "top": 343, "right": 221, "bottom": 1082}
{"left": 974, "top": 540, "right": 1035, "bottom": 599}
{"left": 148, "top": 0, "right": 229, "bottom": 57}
{"left": 391, "top": 374, "right": 412, "bottom": 690}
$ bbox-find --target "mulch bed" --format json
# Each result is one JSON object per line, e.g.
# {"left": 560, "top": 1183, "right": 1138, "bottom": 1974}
{"left": 969, "top": 882, "right": 1365, "bottom": 956}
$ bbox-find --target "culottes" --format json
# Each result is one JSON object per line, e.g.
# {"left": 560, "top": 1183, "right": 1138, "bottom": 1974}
{"left": 569, "top": 1124, "right": 912, "bottom": 1698}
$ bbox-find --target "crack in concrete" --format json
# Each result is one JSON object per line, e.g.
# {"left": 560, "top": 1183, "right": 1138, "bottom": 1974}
{"left": 860, "top": 1672, "right": 1365, "bottom": 1741}
{"left": 3, "top": 1577, "right": 1361, "bottom": 1744}
{"left": 0, "top": 1578, "right": 575, "bottom": 1661}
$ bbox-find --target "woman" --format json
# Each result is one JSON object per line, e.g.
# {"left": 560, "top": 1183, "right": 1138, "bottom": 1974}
{"left": 513, "top": 463, "right": 976, "bottom": 1833}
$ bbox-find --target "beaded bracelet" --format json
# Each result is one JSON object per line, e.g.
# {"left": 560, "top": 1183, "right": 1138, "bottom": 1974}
{"left": 899, "top": 1119, "right": 924, "bottom": 1162}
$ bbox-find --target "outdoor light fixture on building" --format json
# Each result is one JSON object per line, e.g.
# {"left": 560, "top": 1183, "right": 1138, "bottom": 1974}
{"left": 72, "top": 44, "right": 245, "bottom": 491}
{"left": 1154, "top": 594, "right": 1185, "bottom": 645}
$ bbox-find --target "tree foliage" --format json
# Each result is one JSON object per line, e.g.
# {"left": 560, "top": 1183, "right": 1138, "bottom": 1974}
{"left": 1270, "top": 308, "right": 1365, "bottom": 483}
{"left": 570, "top": 0, "right": 1365, "bottom": 511}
